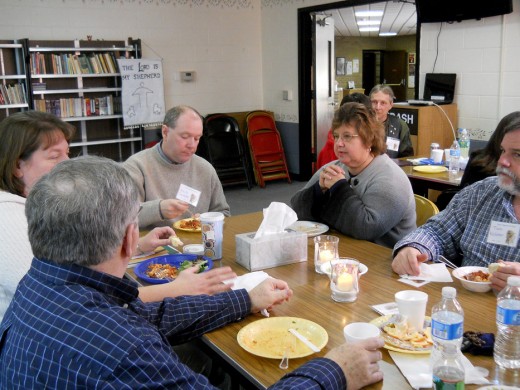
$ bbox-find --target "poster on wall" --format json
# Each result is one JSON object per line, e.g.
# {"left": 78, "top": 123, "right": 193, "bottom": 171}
{"left": 408, "top": 52, "right": 416, "bottom": 89}
{"left": 116, "top": 58, "right": 165, "bottom": 129}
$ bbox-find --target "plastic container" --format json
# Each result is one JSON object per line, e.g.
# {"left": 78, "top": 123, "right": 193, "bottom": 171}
{"left": 448, "top": 140, "right": 461, "bottom": 178}
{"left": 431, "top": 287, "right": 464, "bottom": 365}
{"left": 494, "top": 275, "right": 520, "bottom": 369}
{"left": 200, "top": 212, "right": 225, "bottom": 260}
{"left": 432, "top": 343, "right": 465, "bottom": 390}
{"left": 459, "top": 128, "right": 470, "bottom": 159}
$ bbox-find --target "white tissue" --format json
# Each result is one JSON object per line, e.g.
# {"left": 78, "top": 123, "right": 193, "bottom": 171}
{"left": 224, "top": 271, "right": 271, "bottom": 317}
{"left": 254, "top": 202, "right": 298, "bottom": 239}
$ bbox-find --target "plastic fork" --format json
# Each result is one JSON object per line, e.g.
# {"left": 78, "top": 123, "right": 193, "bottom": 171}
{"left": 279, "top": 346, "right": 289, "bottom": 369}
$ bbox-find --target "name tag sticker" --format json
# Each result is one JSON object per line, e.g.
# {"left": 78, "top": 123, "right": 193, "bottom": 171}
{"left": 487, "top": 221, "right": 520, "bottom": 247}
{"left": 176, "top": 184, "right": 201, "bottom": 207}
{"left": 386, "top": 137, "right": 400, "bottom": 152}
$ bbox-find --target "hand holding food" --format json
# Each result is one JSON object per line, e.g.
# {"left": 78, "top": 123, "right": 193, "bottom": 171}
{"left": 137, "top": 226, "right": 175, "bottom": 254}
{"left": 159, "top": 199, "right": 190, "bottom": 220}
{"left": 490, "top": 260, "right": 520, "bottom": 292}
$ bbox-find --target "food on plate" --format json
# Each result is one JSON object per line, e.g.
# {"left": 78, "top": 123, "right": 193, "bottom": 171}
{"left": 170, "top": 235, "right": 184, "bottom": 247}
{"left": 463, "top": 270, "right": 491, "bottom": 282}
{"left": 146, "top": 263, "right": 179, "bottom": 279}
{"left": 145, "top": 259, "right": 208, "bottom": 280}
{"left": 488, "top": 263, "right": 502, "bottom": 274}
{"left": 179, "top": 218, "right": 201, "bottom": 230}
{"left": 377, "top": 316, "right": 433, "bottom": 351}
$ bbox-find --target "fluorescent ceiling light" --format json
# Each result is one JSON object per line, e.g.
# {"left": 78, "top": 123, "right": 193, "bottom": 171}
{"left": 355, "top": 10, "right": 384, "bottom": 17}
{"left": 357, "top": 20, "right": 381, "bottom": 26}
{"left": 359, "top": 27, "right": 380, "bottom": 32}
{"left": 379, "top": 32, "right": 397, "bottom": 36}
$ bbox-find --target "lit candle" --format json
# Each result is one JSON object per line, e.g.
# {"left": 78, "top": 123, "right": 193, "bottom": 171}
{"left": 336, "top": 273, "right": 353, "bottom": 292}
{"left": 319, "top": 249, "right": 334, "bottom": 262}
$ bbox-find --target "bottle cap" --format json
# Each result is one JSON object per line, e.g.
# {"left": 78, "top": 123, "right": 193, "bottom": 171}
{"left": 442, "top": 286, "right": 457, "bottom": 298}
{"left": 507, "top": 276, "right": 520, "bottom": 287}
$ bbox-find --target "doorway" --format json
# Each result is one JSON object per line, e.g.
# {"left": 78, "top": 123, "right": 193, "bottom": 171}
{"left": 362, "top": 50, "right": 408, "bottom": 101}
{"left": 297, "top": 1, "right": 420, "bottom": 181}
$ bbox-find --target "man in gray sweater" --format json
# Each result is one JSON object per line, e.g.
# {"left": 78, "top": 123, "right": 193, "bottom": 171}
{"left": 123, "top": 105, "right": 230, "bottom": 228}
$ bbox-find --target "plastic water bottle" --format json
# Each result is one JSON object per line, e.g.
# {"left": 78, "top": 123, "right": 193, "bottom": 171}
{"left": 431, "top": 287, "right": 464, "bottom": 365}
{"left": 494, "top": 275, "right": 520, "bottom": 369}
{"left": 432, "top": 343, "right": 465, "bottom": 390}
{"left": 448, "top": 140, "right": 461, "bottom": 178}
{"left": 459, "top": 128, "right": 470, "bottom": 159}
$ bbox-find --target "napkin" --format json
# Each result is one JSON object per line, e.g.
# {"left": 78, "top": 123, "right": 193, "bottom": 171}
{"left": 400, "top": 263, "right": 453, "bottom": 283}
{"left": 389, "top": 351, "right": 490, "bottom": 389}
{"left": 224, "top": 271, "right": 271, "bottom": 317}
{"left": 254, "top": 202, "right": 297, "bottom": 239}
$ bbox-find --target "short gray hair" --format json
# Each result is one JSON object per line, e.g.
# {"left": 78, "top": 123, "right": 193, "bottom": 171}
{"left": 163, "top": 105, "right": 202, "bottom": 128}
{"left": 26, "top": 156, "right": 139, "bottom": 266}
{"left": 369, "top": 84, "right": 395, "bottom": 101}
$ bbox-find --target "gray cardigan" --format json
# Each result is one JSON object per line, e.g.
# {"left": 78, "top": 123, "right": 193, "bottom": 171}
{"left": 290, "top": 154, "right": 416, "bottom": 248}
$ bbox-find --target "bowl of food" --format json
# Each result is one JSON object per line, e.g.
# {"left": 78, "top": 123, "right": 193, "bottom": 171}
{"left": 452, "top": 266, "right": 492, "bottom": 293}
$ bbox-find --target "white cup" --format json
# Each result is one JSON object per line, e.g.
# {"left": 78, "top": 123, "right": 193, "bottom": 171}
{"left": 431, "top": 149, "right": 444, "bottom": 163}
{"left": 394, "top": 290, "right": 428, "bottom": 332}
{"left": 344, "top": 322, "right": 381, "bottom": 343}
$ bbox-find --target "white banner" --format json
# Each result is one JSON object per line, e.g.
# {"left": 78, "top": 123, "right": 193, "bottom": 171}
{"left": 117, "top": 58, "right": 165, "bottom": 129}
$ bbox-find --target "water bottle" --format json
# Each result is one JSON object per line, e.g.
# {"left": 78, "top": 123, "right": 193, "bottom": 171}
{"left": 459, "top": 129, "right": 470, "bottom": 159}
{"left": 494, "top": 275, "right": 520, "bottom": 369}
{"left": 448, "top": 140, "right": 461, "bottom": 178}
{"left": 432, "top": 343, "right": 465, "bottom": 390}
{"left": 431, "top": 287, "right": 464, "bottom": 365}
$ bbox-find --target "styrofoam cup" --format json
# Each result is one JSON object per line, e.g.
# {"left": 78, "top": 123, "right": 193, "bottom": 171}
{"left": 344, "top": 322, "right": 381, "bottom": 343}
{"left": 395, "top": 290, "right": 428, "bottom": 332}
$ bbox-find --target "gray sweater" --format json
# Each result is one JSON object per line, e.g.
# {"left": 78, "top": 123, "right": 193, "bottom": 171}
{"left": 290, "top": 154, "right": 416, "bottom": 248}
{"left": 122, "top": 144, "right": 230, "bottom": 228}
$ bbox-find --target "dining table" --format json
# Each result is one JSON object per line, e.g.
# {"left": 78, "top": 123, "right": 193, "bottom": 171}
{"left": 398, "top": 161, "right": 463, "bottom": 198}
{"left": 130, "top": 212, "right": 513, "bottom": 389}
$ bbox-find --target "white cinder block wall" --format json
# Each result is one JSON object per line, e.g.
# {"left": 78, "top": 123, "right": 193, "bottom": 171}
{"left": 1, "top": 0, "right": 519, "bottom": 169}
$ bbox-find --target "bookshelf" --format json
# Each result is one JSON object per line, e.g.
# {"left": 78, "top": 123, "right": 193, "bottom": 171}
{"left": 0, "top": 39, "right": 29, "bottom": 121}
{"left": 27, "top": 38, "right": 142, "bottom": 162}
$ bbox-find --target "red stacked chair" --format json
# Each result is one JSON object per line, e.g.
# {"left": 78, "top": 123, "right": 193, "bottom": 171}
{"left": 245, "top": 110, "right": 291, "bottom": 188}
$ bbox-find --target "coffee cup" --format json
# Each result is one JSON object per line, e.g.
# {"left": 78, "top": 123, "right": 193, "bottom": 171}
{"left": 344, "top": 322, "right": 381, "bottom": 343}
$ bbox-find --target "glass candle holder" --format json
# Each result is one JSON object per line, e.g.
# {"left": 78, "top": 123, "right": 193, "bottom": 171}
{"left": 329, "top": 258, "right": 359, "bottom": 302}
{"left": 314, "top": 235, "right": 339, "bottom": 273}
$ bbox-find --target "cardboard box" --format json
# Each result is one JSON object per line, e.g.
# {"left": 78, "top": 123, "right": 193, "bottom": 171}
{"left": 235, "top": 231, "right": 308, "bottom": 271}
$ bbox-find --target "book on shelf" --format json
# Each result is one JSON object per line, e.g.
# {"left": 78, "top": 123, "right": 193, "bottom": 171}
{"left": 32, "top": 82, "right": 47, "bottom": 91}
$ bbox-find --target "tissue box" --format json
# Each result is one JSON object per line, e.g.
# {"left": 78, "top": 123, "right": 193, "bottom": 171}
{"left": 235, "top": 231, "right": 308, "bottom": 271}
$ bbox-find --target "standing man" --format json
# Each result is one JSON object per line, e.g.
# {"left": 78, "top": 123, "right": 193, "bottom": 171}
{"left": 369, "top": 84, "right": 414, "bottom": 158}
{"left": 123, "top": 105, "right": 230, "bottom": 228}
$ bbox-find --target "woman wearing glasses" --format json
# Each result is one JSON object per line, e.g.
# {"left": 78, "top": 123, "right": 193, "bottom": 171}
{"left": 291, "top": 102, "right": 416, "bottom": 248}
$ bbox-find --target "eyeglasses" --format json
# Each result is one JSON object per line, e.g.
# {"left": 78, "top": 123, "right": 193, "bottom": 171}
{"left": 333, "top": 133, "right": 360, "bottom": 143}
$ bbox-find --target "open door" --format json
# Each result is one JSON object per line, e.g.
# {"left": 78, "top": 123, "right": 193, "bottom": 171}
{"left": 312, "top": 13, "right": 335, "bottom": 173}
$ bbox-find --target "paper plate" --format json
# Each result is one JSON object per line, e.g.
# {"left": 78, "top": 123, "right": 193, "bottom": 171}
{"left": 237, "top": 317, "right": 328, "bottom": 359}
{"left": 412, "top": 165, "right": 448, "bottom": 173}
{"left": 370, "top": 314, "right": 432, "bottom": 354}
{"left": 173, "top": 218, "right": 201, "bottom": 232}
{"left": 287, "top": 221, "right": 329, "bottom": 237}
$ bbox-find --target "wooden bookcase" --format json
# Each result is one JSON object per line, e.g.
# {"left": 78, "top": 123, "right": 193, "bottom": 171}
{"left": 27, "top": 38, "right": 142, "bottom": 162}
{"left": 0, "top": 39, "right": 29, "bottom": 121}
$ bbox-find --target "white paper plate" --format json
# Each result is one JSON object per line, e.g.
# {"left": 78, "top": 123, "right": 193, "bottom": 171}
{"left": 287, "top": 221, "right": 329, "bottom": 237}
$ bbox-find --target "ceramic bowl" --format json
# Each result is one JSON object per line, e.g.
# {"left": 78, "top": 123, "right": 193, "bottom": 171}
{"left": 452, "top": 266, "right": 492, "bottom": 293}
